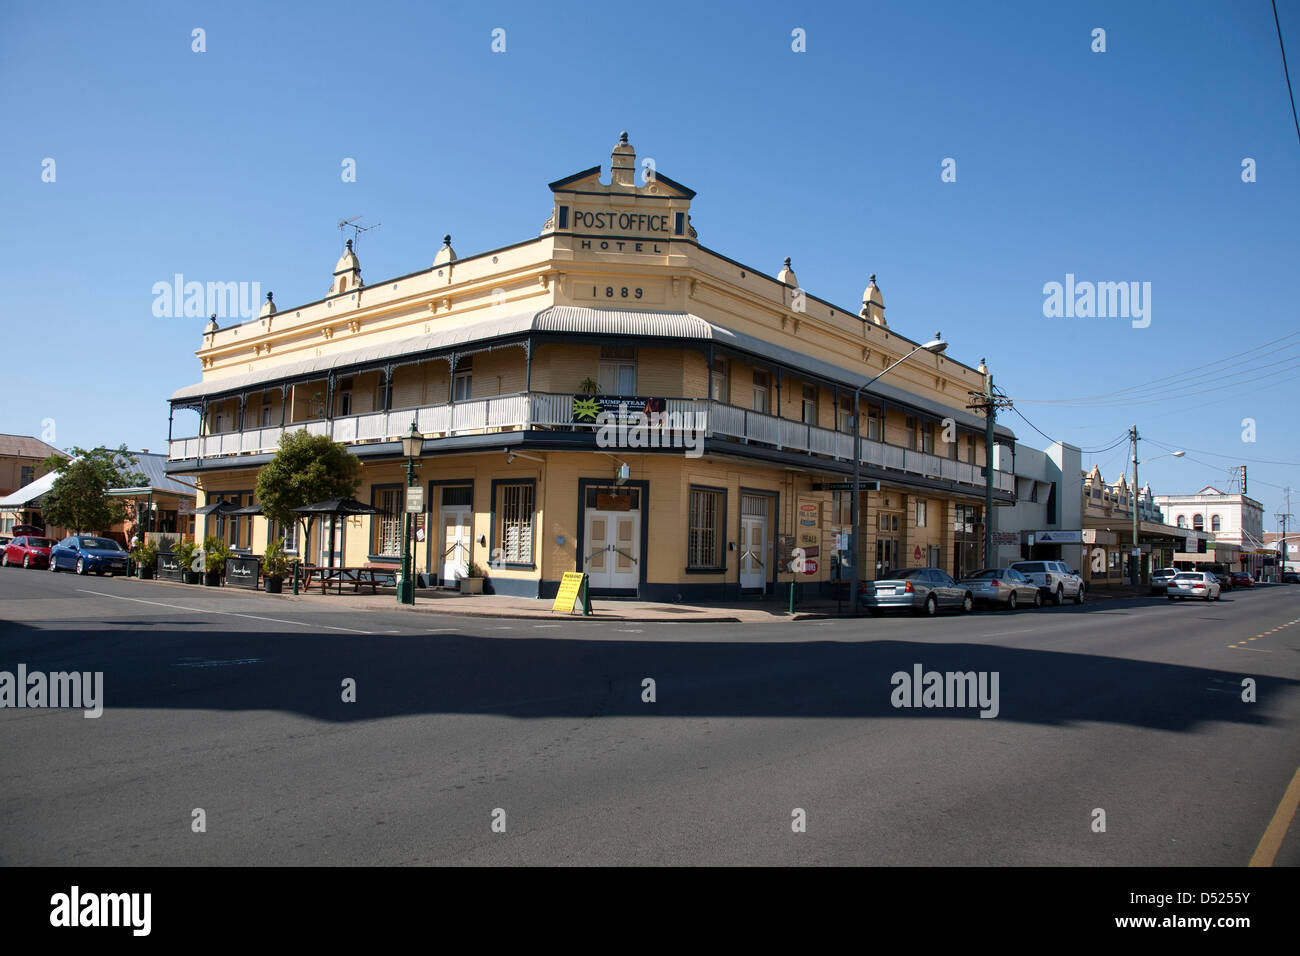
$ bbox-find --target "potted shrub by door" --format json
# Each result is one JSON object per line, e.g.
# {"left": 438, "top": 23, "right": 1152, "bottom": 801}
{"left": 262, "top": 538, "right": 289, "bottom": 594}
{"left": 202, "top": 536, "right": 229, "bottom": 587}
{"left": 177, "top": 539, "right": 201, "bottom": 584}
{"left": 133, "top": 540, "right": 158, "bottom": 579}
{"left": 460, "top": 562, "right": 486, "bottom": 595}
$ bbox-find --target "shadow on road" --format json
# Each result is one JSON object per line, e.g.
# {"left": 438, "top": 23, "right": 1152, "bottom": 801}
{"left": 0, "top": 618, "right": 1291, "bottom": 731}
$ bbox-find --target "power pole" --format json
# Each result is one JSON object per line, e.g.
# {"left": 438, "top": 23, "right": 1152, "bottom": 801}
{"left": 1278, "top": 486, "right": 1294, "bottom": 581}
{"left": 1130, "top": 424, "right": 1141, "bottom": 586}
{"left": 967, "top": 362, "right": 1012, "bottom": 569}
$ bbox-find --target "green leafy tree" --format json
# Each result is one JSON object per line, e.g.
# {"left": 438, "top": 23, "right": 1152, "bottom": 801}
{"left": 41, "top": 446, "right": 146, "bottom": 535}
{"left": 255, "top": 430, "right": 361, "bottom": 547}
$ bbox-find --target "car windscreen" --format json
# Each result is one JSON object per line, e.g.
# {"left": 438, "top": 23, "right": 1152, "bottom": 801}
{"left": 78, "top": 537, "right": 122, "bottom": 551}
{"left": 890, "top": 568, "right": 927, "bottom": 579}
{"left": 1012, "top": 562, "right": 1046, "bottom": 573}
{"left": 29, "top": 538, "right": 55, "bottom": 547}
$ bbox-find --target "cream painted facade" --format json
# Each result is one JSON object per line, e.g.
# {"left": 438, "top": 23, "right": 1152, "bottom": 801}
{"left": 166, "top": 134, "right": 1017, "bottom": 599}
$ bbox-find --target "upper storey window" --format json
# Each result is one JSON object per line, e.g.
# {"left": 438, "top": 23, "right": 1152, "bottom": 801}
{"left": 599, "top": 345, "right": 636, "bottom": 395}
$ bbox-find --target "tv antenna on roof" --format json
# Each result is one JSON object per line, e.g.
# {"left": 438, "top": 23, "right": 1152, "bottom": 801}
{"left": 338, "top": 215, "right": 381, "bottom": 252}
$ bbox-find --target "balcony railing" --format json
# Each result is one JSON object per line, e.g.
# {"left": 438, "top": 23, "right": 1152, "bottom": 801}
{"left": 171, "top": 392, "right": 1015, "bottom": 493}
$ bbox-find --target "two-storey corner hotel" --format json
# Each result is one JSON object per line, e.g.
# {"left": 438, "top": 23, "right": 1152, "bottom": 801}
{"left": 164, "top": 134, "right": 1018, "bottom": 600}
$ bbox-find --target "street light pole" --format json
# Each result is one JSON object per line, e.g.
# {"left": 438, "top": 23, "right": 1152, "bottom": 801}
{"left": 850, "top": 332, "right": 947, "bottom": 615}
{"left": 398, "top": 421, "right": 422, "bottom": 605}
{"left": 1131, "top": 424, "right": 1141, "bottom": 586}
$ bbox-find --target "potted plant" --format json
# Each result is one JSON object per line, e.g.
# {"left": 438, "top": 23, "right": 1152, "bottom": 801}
{"left": 460, "top": 561, "right": 486, "bottom": 595}
{"left": 262, "top": 538, "right": 290, "bottom": 594}
{"left": 133, "top": 540, "right": 158, "bottom": 579}
{"left": 578, "top": 377, "right": 599, "bottom": 395}
{"left": 177, "top": 539, "right": 201, "bottom": 584}
{"left": 201, "top": 535, "right": 229, "bottom": 587}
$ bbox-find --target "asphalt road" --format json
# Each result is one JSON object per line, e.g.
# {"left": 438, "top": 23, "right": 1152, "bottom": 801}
{"left": 2, "top": 568, "right": 1298, "bottom": 866}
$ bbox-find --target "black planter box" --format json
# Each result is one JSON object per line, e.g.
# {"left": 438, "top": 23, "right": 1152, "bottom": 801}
{"left": 265, "top": 576, "right": 284, "bottom": 594}
{"left": 137, "top": 566, "right": 155, "bottom": 580}
{"left": 203, "top": 571, "right": 222, "bottom": 587}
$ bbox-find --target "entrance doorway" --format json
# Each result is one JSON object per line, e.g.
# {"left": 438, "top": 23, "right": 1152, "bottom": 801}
{"left": 583, "top": 487, "right": 640, "bottom": 592}
{"left": 438, "top": 486, "right": 473, "bottom": 586}
{"left": 739, "top": 494, "right": 771, "bottom": 591}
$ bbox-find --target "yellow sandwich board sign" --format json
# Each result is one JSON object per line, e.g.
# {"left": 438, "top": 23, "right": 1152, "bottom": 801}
{"left": 552, "top": 571, "right": 593, "bottom": 615}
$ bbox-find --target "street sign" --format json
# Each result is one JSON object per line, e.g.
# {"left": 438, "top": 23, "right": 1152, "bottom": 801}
{"left": 405, "top": 485, "right": 424, "bottom": 513}
{"left": 816, "top": 481, "right": 880, "bottom": 491}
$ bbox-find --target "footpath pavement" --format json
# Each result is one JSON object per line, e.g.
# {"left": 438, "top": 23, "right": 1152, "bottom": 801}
{"left": 111, "top": 574, "right": 1214, "bottom": 624}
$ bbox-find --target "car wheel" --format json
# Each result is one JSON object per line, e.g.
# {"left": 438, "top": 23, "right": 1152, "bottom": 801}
{"left": 961, "top": 593, "right": 973, "bottom": 614}
{"left": 1074, "top": 585, "right": 1084, "bottom": 605}
{"left": 1, "top": 553, "right": 7, "bottom": 568}
{"left": 1033, "top": 590, "right": 1043, "bottom": 608}
{"left": 1053, "top": 587, "right": 1064, "bottom": 606}
{"left": 23, "top": 555, "right": 30, "bottom": 569}
{"left": 1008, "top": 592, "right": 1018, "bottom": 611}
{"left": 924, "top": 595, "right": 938, "bottom": 617}
{"left": 76, "top": 558, "right": 85, "bottom": 575}
{"left": 49, "top": 555, "right": 58, "bottom": 572}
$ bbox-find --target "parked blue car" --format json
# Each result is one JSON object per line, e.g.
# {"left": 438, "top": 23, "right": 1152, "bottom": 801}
{"left": 48, "top": 535, "right": 129, "bottom": 576}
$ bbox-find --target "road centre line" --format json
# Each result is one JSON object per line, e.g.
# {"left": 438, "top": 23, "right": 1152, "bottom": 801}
{"left": 76, "top": 590, "right": 375, "bottom": 634}
{"left": 1250, "top": 762, "right": 1300, "bottom": 867}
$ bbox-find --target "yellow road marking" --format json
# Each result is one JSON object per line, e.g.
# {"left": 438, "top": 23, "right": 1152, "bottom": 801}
{"left": 1250, "top": 763, "right": 1300, "bottom": 867}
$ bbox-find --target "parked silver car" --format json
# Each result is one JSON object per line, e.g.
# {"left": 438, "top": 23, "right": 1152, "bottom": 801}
{"left": 957, "top": 568, "right": 1043, "bottom": 610}
{"left": 861, "top": 567, "right": 974, "bottom": 616}
{"left": 1166, "top": 571, "right": 1221, "bottom": 601}
{"left": 1149, "top": 567, "right": 1178, "bottom": 595}
{"left": 1009, "top": 560, "right": 1085, "bottom": 605}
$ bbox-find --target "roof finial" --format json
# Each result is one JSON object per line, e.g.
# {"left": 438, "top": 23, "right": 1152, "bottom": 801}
{"left": 443, "top": 234, "right": 452, "bottom": 245}
{"left": 345, "top": 238, "right": 353, "bottom": 251}
{"left": 619, "top": 130, "right": 629, "bottom": 145}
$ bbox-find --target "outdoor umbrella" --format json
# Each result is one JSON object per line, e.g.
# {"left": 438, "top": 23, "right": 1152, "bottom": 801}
{"left": 193, "top": 500, "right": 239, "bottom": 516}
{"left": 292, "top": 497, "right": 381, "bottom": 567}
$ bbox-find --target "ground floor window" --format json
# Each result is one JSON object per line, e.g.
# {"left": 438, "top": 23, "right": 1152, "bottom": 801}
{"left": 497, "top": 483, "right": 534, "bottom": 565}
{"left": 371, "top": 485, "right": 403, "bottom": 557}
{"left": 688, "top": 487, "right": 724, "bottom": 569}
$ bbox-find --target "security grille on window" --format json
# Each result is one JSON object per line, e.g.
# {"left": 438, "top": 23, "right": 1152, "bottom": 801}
{"left": 688, "top": 488, "right": 723, "bottom": 568}
{"left": 498, "top": 484, "right": 534, "bottom": 564}
{"left": 372, "top": 488, "right": 403, "bottom": 556}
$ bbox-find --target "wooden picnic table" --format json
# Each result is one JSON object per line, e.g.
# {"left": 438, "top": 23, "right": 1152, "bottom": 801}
{"left": 299, "top": 564, "right": 398, "bottom": 594}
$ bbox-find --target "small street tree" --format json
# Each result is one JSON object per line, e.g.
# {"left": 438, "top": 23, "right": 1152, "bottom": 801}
{"left": 255, "top": 430, "right": 361, "bottom": 548}
{"left": 41, "top": 445, "right": 146, "bottom": 535}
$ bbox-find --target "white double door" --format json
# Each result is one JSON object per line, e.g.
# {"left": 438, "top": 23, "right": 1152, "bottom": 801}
{"left": 585, "top": 509, "right": 638, "bottom": 590}
{"left": 440, "top": 506, "right": 471, "bottom": 586}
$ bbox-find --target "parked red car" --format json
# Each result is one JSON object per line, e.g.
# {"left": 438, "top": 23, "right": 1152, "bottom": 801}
{"left": 2, "top": 536, "right": 55, "bottom": 569}
{"left": 1229, "top": 571, "right": 1255, "bottom": 589}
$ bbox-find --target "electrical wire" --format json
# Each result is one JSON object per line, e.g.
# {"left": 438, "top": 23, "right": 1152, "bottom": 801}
{"left": 1019, "top": 330, "right": 1300, "bottom": 405}
{"left": 1144, "top": 436, "right": 1300, "bottom": 467}
{"left": 1275, "top": 0, "right": 1300, "bottom": 146}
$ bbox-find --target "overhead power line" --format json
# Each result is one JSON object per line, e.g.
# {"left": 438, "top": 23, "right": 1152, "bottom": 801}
{"left": 1275, "top": 0, "right": 1300, "bottom": 145}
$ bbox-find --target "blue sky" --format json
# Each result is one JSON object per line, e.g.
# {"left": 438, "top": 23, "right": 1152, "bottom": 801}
{"left": 2, "top": 0, "right": 1297, "bottom": 523}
